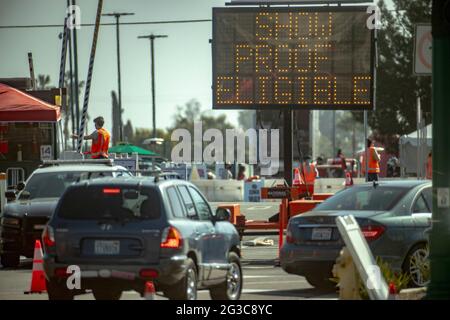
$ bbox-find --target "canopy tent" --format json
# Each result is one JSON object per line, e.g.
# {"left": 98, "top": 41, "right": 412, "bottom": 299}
{"left": 399, "top": 124, "right": 432, "bottom": 175}
{"left": 0, "top": 83, "right": 61, "bottom": 122}
{"left": 399, "top": 124, "right": 432, "bottom": 147}
{"left": 109, "top": 143, "right": 157, "bottom": 156}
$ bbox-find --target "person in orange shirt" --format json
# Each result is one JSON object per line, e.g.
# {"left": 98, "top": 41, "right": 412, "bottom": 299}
{"left": 367, "top": 139, "right": 383, "bottom": 182}
{"left": 72, "top": 116, "right": 111, "bottom": 159}
{"left": 300, "top": 155, "right": 318, "bottom": 184}
{"left": 426, "top": 151, "right": 432, "bottom": 180}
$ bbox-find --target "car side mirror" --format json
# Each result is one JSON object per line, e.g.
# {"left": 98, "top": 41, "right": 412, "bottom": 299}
{"left": 5, "top": 190, "right": 16, "bottom": 201}
{"left": 215, "top": 208, "right": 231, "bottom": 222}
{"left": 16, "top": 182, "right": 25, "bottom": 191}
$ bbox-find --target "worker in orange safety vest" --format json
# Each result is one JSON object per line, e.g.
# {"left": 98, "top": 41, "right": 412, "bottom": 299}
{"left": 72, "top": 116, "right": 111, "bottom": 159}
{"left": 366, "top": 139, "right": 383, "bottom": 182}
{"left": 300, "top": 155, "right": 318, "bottom": 185}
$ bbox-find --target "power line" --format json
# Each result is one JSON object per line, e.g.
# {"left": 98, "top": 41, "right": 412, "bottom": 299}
{"left": 0, "top": 19, "right": 212, "bottom": 29}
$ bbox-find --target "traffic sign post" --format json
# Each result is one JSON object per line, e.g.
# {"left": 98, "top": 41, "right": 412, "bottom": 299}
{"left": 414, "top": 24, "right": 432, "bottom": 75}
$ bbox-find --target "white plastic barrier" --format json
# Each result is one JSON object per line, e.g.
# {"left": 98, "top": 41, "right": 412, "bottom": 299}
{"left": 191, "top": 177, "right": 367, "bottom": 202}
{"left": 192, "top": 180, "right": 244, "bottom": 202}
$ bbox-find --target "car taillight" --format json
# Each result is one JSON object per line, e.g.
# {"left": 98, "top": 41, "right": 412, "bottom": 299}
{"left": 160, "top": 226, "right": 183, "bottom": 249}
{"left": 361, "top": 225, "right": 385, "bottom": 241}
{"left": 42, "top": 225, "right": 55, "bottom": 247}
{"left": 139, "top": 269, "right": 159, "bottom": 279}
{"left": 286, "top": 229, "right": 294, "bottom": 244}
{"left": 103, "top": 188, "right": 121, "bottom": 194}
{"left": 54, "top": 267, "right": 69, "bottom": 278}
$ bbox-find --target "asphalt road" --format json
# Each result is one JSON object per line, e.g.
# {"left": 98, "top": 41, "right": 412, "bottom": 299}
{"left": 0, "top": 235, "right": 337, "bottom": 300}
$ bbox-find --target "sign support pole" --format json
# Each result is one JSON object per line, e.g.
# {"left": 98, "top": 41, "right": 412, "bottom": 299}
{"left": 363, "top": 110, "right": 368, "bottom": 181}
{"left": 284, "top": 110, "right": 293, "bottom": 186}
{"left": 427, "top": 0, "right": 450, "bottom": 299}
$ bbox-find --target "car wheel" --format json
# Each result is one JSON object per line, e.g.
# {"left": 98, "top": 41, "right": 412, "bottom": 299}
{"left": 0, "top": 253, "right": 20, "bottom": 268}
{"left": 305, "top": 274, "right": 336, "bottom": 291}
{"left": 404, "top": 243, "right": 430, "bottom": 287}
{"left": 46, "top": 279, "right": 74, "bottom": 300}
{"left": 209, "top": 252, "right": 242, "bottom": 300}
{"left": 165, "top": 258, "right": 197, "bottom": 300}
{"left": 92, "top": 288, "right": 122, "bottom": 300}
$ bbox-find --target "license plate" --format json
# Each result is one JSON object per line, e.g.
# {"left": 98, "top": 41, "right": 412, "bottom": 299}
{"left": 94, "top": 240, "right": 120, "bottom": 255}
{"left": 311, "top": 228, "right": 332, "bottom": 241}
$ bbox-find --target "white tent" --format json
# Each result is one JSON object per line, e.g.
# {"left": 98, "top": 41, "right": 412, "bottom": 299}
{"left": 399, "top": 124, "right": 432, "bottom": 176}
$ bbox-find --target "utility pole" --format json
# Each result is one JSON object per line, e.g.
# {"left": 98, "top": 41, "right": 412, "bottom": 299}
{"left": 138, "top": 34, "right": 168, "bottom": 138}
{"left": 102, "top": 12, "right": 134, "bottom": 143}
{"left": 71, "top": 0, "right": 81, "bottom": 133}
{"left": 427, "top": 0, "right": 450, "bottom": 299}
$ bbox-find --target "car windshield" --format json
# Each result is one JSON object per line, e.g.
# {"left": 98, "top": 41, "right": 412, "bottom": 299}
{"left": 58, "top": 186, "right": 161, "bottom": 220}
{"left": 314, "top": 185, "right": 410, "bottom": 211}
{"left": 21, "top": 170, "right": 130, "bottom": 200}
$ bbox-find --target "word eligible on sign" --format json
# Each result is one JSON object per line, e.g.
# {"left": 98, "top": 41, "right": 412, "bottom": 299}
{"left": 212, "top": 7, "right": 375, "bottom": 110}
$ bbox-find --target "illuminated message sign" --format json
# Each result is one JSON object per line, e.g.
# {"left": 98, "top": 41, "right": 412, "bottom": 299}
{"left": 212, "top": 7, "right": 374, "bottom": 110}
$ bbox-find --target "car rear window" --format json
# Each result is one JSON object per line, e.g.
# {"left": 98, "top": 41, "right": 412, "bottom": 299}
{"left": 314, "top": 186, "right": 410, "bottom": 212}
{"left": 58, "top": 186, "right": 161, "bottom": 220}
{"left": 21, "top": 171, "right": 130, "bottom": 200}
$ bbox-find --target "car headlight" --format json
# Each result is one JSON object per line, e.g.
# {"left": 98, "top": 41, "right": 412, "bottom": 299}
{"left": 1, "top": 217, "right": 21, "bottom": 227}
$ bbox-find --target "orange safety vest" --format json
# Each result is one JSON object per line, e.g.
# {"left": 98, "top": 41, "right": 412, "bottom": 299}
{"left": 301, "top": 164, "right": 316, "bottom": 184}
{"left": 368, "top": 147, "right": 380, "bottom": 174}
{"left": 91, "top": 128, "right": 110, "bottom": 159}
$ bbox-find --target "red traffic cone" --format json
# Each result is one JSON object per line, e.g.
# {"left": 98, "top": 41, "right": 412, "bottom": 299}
{"left": 143, "top": 281, "right": 156, "bottom": 300}
{"left": 24, "top": 240, "right": 47, "bottom": 294}
{"left": 293, "top": 168, "right": 302, "bottom": 186}
{"left": 345, "top": 171, "right": 354, "bottom": 187}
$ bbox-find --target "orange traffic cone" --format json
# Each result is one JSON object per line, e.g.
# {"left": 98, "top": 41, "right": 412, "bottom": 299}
{"left": 345, "top": 171, "right": 354, "bottom": 187}
{"left": 24, "top": 240, "right": 47, "bottom": 294}
{"left": 143, "top": 281, "right": 156, "bottom": 300}
{"left": 292, "top": 168, "right": 302, "bottom": 186}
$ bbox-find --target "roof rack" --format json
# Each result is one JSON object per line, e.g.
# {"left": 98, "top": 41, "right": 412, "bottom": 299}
{"left": 40, "top": 159, "right": 114, "bottom": 167}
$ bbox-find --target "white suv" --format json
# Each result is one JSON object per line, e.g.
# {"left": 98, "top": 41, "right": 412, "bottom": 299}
{"left": 0, "top": 160, "right": 131, "bottom": 268}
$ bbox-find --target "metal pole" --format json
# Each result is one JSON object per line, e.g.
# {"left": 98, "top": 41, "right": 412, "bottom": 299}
{"left": 284, "top": 110, "right": 293, "bottom": 186}
{"left": 71, "top": 0, "right": 81, "bottom": 133}
{"left": 151, "top": 37, "right": 156, "bottom": 139}
{"left": 77, "top": 0, "right": 103, "bottom": 152}
{"left": 417, "top": 96, "right": 421, "bottom": 179}
{"left": 427, "top": 0, "right": 450, "bottom": 299}
{"left": 27, "top": 52, "right": 36, "bottom": 90}
{"left": 138, "top": 34, "right": 168, "bottom": 138}
{"left": 68, "top": 29, "right": 75, "bottom": 149}
{"left": 58, "top": 12, "right": 69, "bottom": 151}
{"left": 332, "top": 110, "right": 336, "bottom": 157}
{"left": 364, "top": 110, "right": 368, "bottom": 182}
{"left": 102, "top": 12, "right": 134, "bottom": 143}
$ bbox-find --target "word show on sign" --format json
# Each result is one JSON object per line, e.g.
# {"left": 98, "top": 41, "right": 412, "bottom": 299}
{"left": 213, "top": 8, "right": 374, "bottom": 109}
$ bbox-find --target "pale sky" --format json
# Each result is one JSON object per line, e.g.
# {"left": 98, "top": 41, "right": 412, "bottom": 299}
{"left": 0, "top": 0, "right": 229, "bottom": 132}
